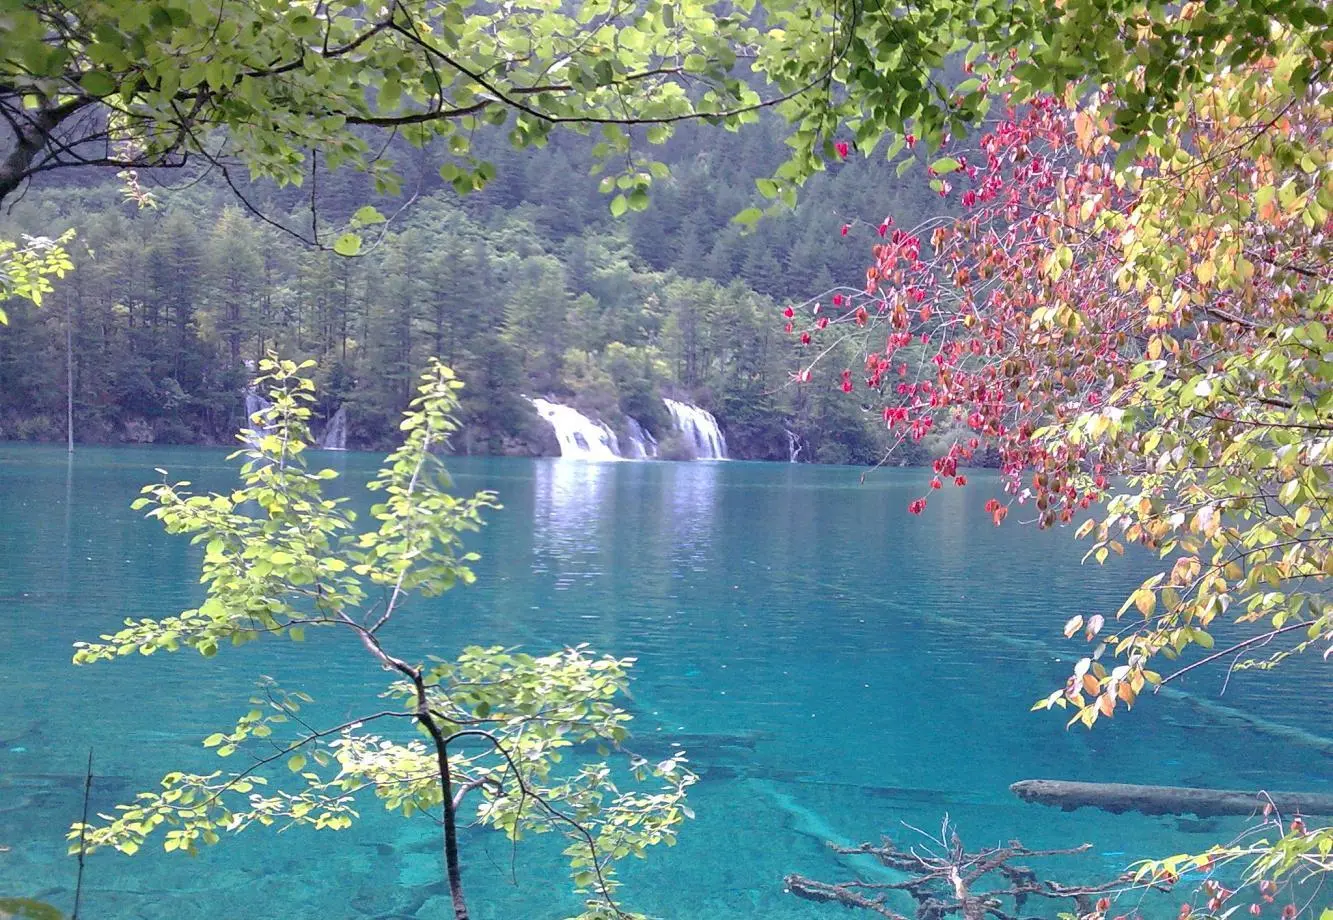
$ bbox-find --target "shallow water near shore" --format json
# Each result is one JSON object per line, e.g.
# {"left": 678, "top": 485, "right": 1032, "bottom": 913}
{"left": 1, "top": 445, "right": 1329, "bottom": 919}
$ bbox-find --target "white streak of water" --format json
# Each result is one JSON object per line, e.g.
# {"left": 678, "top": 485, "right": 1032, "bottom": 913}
{"left": 785, "top": 428, "right": 804, "bottom": 463}
{"left": 664, "top": 399, "right": 727, "bottom": 460}
{"left": 529, "top": 397, "right": 622, "bottom": 460}
{"left": 316, "top": 405, "right": 347, "bottom": 450}
{"left": 243, "top": 388, "right": 274, "bottom": 448}
{"left": 624, "top": 416, "right": 658, "bottom": 459}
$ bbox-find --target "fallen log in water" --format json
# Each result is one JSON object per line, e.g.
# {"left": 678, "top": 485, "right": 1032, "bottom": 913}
{"left": 1011, "top": 779, "right": 1333, "bottom": 817}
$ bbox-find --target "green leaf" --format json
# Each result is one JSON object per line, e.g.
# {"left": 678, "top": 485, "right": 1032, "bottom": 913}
{"left": 731, "top": 207, "right": 763, "bottom": 226}
{"left": 351, "top": 206, "right": 385, "bottom": 226}
{"left": 332, "top": 233, "right": 361, "bottom": 257}
{"left": 287, "top": 753, "right": 307, "bottom": 772}
{"left": 79, "top": 71, "right": 116, "bottom": 96}
{"left": 609, "top": 194, "right": 628, "bottom": 217}
{"left": 929, "top": 157, "right": 961, "bottom": 174}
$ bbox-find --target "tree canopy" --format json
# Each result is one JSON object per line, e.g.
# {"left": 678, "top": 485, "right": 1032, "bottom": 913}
{"left": 0, "top": 0, "right": 840, "bottom": 224}
{"left": 6, "top": 0, "right": 1332, "bottom": 230}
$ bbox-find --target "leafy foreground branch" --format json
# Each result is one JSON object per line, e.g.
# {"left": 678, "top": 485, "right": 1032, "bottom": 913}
{"left": 67, "top": 355, "right": 695, "bottom": 920}
{"left": 785, "top": 822, "right": 1143, "bottom": 920}
{"left": 0, "top": 231, "right": 74, "bottom": 324}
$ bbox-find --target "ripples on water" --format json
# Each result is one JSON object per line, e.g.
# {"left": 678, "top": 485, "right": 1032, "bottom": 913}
{"left": 0, "top": 447, "right": 1328, "bottom": 919}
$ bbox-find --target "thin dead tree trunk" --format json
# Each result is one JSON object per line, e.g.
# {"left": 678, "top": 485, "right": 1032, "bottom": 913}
{"left": 66, "top": 294, "right": 74, "bottom": 452}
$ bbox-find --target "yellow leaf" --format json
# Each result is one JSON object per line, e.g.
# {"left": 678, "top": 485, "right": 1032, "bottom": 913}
{"left": 1133, "top": 588, "right": 1156, "bottom": 617}
{"left": 1074, "top": 112, "right": 1095, "bottom": 150}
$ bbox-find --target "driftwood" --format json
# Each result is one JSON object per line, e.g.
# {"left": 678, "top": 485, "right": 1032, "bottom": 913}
{"left": 1010, "top": 779, "right": 1333, "bottom": 818}
{"left": 784, "top": 822, "right": 1145, "bottom": 920}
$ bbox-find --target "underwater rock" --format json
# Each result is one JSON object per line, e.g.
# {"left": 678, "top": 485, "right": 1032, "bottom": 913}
{"left": 395, "top": 851, "right": 441, "bottom": 889}
{"left": 1175, "top": 816, "right": 1222, "bottom": 834}
{"left": 0, "top": 897, "right": 65, "bottom": 920}
{"left": 0, "top": 723, "right": 40, "bottom": 760}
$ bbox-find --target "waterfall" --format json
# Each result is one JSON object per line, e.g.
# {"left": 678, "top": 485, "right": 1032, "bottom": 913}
{"left": 243, "top": 387, "right": 275, "bottom": 447}
{"left": 785, "top": 428, "right": 805, "bottom": 463}
{"left": 664, "top": 398, "right": 727, "bottom": 460}
{"left": 244, "top": 388, "right": 272, "bottom": 425}
{"left": 529, "top": 397, "right": 623, "bottom": 460}
{"left": 624, "top": 416, "right": 658, "bottom": 459}
{"left": 317, "top": 405, "right": 347, "bottom": 451}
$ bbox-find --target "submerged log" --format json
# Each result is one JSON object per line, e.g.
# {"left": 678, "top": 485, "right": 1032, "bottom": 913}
{"left": 1011, "top": 779, "right": 1333, "bottom": 817}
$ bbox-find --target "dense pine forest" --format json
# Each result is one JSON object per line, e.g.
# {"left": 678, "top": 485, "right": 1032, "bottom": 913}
{"left": 0, "top": 119, "right": 947, "bottom": 462}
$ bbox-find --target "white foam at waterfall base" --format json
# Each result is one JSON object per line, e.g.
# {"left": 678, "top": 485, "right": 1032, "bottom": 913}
{"left": 664, "top": 398, "right": 727, "bottom": 460}
{"left": 529, "top": 397, "right": 623, "bottom": 460}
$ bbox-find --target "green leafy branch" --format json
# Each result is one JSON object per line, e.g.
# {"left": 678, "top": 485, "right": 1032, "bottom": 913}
{"left": 69, "top": 354, "right": 696, "bottom": 920}
{"left": 0, "top": 231, "right": 75, "bottom": 324}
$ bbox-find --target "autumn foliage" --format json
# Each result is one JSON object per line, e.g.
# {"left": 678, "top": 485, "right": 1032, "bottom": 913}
{"left": 789, "top": 28, "right": 1332, "bottom": 914}
{"left": 793, "top": 89, "right": 1160, "bottom": 526}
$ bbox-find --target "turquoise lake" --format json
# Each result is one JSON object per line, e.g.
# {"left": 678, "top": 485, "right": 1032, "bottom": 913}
{"left": 1, "top": 446, "right": 1329, "bottom": 919}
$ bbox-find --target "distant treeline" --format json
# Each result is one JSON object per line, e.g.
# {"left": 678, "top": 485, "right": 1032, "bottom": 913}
{"left": 0, "top": 119, "right": 972, "bottom": 464}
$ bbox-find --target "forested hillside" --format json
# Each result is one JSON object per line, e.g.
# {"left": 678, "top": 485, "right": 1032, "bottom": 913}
{"left": 0, "top": 119, "right": 948, "bottom": 463}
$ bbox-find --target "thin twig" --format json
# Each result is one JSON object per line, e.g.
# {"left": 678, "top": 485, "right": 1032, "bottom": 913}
{"left": 72, "top": 748, "right": 92, "bottom": 920}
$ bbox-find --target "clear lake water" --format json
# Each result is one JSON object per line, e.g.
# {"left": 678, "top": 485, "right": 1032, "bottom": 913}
{"left": 0, "top": 446, "right": 1328, "bottom": 919}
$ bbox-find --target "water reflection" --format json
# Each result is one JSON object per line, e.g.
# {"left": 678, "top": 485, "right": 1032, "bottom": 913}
{"left": 531, "top": 458, "right": 616, "bottom": 562}
{"left": 3, "top": 449, "right": 1332, "bottom": 920}
{"left": 665, "top": 461, "right": 719, "bottom": 567}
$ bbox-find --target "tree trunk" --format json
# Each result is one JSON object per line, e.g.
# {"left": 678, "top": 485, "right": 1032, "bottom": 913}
{"left": 1011, "top": 779, "right": 1333, "bottom": 817}
{"left": 66, "top": 295, "right": 75, "bottom": 453}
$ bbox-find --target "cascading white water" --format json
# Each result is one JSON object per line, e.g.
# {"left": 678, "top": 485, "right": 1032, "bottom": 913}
{"left": 624, "top": 416, "right": 658, "bottom": 459}
{"left": 529, "top": 397, "right": 622, "bottom": 460}
{"left": 785, "top": 428, "right": 804, "bottom": 463}
{"left": 243, "top": 388, "right": 275, "bottom": 447}
{"left": 317, "top": 405, "right": 347, "bottom": 451}
{"left": 244, "top": 389, "right": 271, "bottom": 424}
{"left": 664, "top": 398, "right": 727, "bottom": 460}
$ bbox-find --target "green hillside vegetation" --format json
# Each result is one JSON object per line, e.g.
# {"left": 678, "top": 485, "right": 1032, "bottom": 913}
{"left": 0, "top": 123, "right": 955, "bottom": 464}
